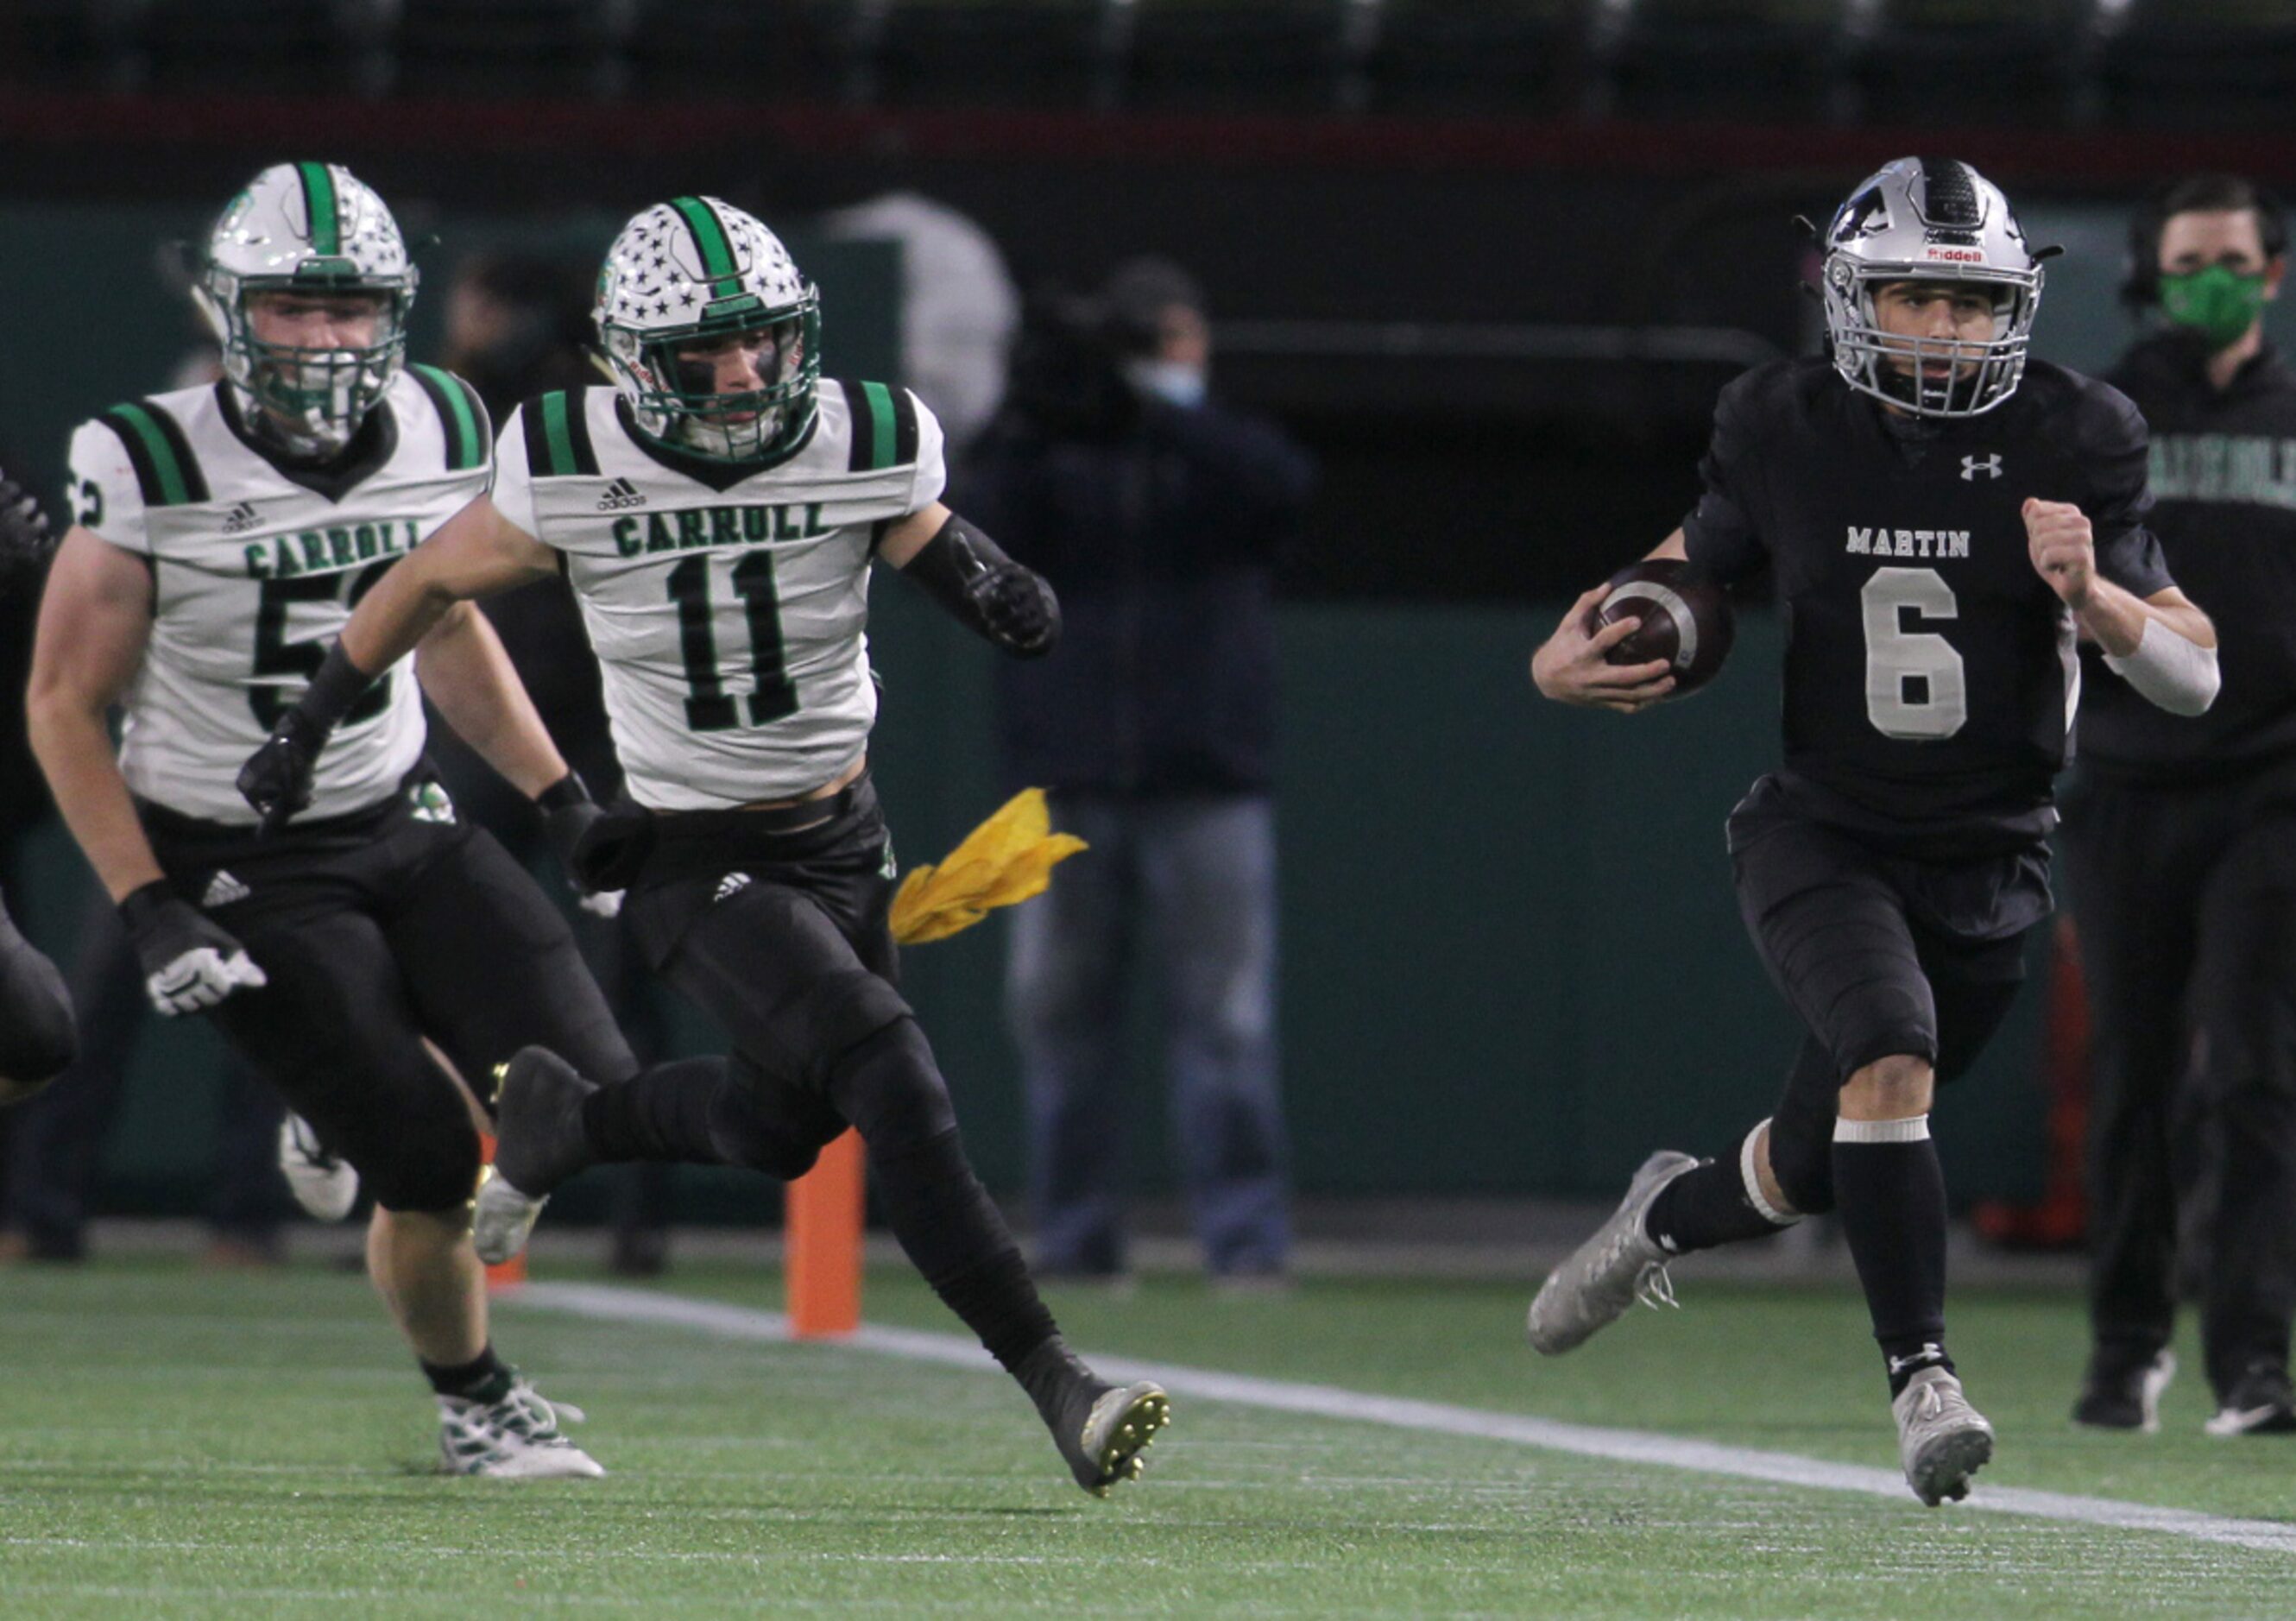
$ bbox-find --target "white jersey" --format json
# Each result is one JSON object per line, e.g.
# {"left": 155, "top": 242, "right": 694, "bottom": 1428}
{"left": 65, "top": 368, "right": 493, "bottom": 823}
{"left": 491, "top": 379, "right": 945, "bottom": 810}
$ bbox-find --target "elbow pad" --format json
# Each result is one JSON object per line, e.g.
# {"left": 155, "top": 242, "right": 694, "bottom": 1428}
{"left": 2104, "top": 618, "right": 2221, "bottom": 716}
{"left": 901, "top": 514, "right": 1061, "bottom": 658}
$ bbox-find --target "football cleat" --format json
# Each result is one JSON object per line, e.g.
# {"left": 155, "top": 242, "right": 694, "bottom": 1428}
{"left": 277, "top": 1112, "right": 359, "bottom": 1222}
{"left": 2204, "top": 1363, "right": 2296, "bottom": 1437}
{"left": 438, "top": 1375, "right": 605, "bottom": 1479}
{"left": 2072, "top": 1348, "right": 2175, "bottom": 1433}
{"left": 1893, "top": 1366, "right": 1994, "bottom": 1505}
{"left": 1020, "top": 1340, "right": 1170, "bottom": 1498}
{"left": 1526, "top": 1151, "right": 1697, "bottom": 1355}
{"left": 473, "top": 1046, "right": 597, "bottom": 1266}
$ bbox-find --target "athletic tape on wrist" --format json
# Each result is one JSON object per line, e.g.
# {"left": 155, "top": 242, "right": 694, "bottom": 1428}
{"left": 2104, "top": 617, "right": 2219, "bottom": 716}
{"left": 1832, "top": 1114, "right": 1931, "bottom": 1145}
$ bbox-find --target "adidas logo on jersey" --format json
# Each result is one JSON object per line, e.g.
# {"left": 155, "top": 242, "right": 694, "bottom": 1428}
{"left": 201, "top": 870, "right": 251, "bottom": 907}
{"left": 596, "top": 476, "right": 647, "bottom": 512}
{"left": 219, "top": 501, "right": 262, "bottom": 535}
{"left": 714, "top": 872, "right": 753, "bottom": 904}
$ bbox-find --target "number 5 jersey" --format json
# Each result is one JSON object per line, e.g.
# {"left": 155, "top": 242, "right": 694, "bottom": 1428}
{"left": 66, "top": 368, "right": 492, "bottom": 824}
{"left": 489, "top": 378, "right": 945, "bottom": 810}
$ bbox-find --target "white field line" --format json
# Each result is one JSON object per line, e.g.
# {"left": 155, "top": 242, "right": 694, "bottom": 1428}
{"left": 509, "top": 1282, "right": 2296, "bottom": 1558}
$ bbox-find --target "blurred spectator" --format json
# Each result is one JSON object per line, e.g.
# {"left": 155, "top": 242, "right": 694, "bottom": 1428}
{"left": 819, "top": 191, "right": 1019, "bottom": 458}
{"left": 2068, "top": 174, "right": 2296, "bottom": 1435}
{"left": 434, "top": 251, "right": 675, "bottom": 1275}
{"left": 965, "top": 258, "right": 1315, "bottom": 1284}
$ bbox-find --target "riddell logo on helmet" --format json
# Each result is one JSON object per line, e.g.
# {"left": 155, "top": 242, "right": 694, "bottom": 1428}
{"left": 1922, "top": 246, "right": 1984, "bottom": 263}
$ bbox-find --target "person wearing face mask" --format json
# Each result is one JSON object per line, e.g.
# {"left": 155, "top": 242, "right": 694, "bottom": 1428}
{"left": 2066, "top": 173, "right": 2296, "bottom": 1438}
{"left": 962, "top": 258, "right": 1316, "bottom": 1288}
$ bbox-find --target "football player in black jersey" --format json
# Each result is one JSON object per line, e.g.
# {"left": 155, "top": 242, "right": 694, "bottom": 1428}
{"left": 2068, "top": 173, "right": 2296, "bottom": 1437}
{"left": 1523, "top": 158, "right": 2219, "bottom": 1506}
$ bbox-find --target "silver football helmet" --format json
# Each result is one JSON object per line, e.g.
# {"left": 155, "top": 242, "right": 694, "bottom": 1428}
{"left": 193, "top": 161, "right": 416, "bottom": 457}
{"left": 1820, "top": 157, "right": 2044, "bottom": 419}
{"left": 596, "top": 196, "right": 820, "bottom": 464}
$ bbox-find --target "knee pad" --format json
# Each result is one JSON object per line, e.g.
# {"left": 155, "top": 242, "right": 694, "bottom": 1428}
{"left": 794, "top": 967, "right": 914, "bottom": 1092}
{"left": 1768, "top": 1098, "right": 1837, "bottom": 1215}
{"left": 711, "top": 1055, "right": 845, "bottom": 1179}
{"left": 825, "top": 1018, "right": 956, "bottom": 1155}
{"left": 341, "top": 1083, "right": 484, "bottom": 1215}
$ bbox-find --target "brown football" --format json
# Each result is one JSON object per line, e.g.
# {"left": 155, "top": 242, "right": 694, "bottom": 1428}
{"left": 1583, "top": 558, "right": 1735, "bottom": 697}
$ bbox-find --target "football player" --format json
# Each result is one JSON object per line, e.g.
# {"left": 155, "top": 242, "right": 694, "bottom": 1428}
{"left": 237, "top": 196, "right": 1171, "bottom": 1498}
{"left": 2068, "top": 173, "right": 2296, "bottom": 1436}
{"left": 1524, "top": 158, "right": 2219, "bottom": 1505}
{"left": 28, "top": 162, "right": 637, "bottom": 1477}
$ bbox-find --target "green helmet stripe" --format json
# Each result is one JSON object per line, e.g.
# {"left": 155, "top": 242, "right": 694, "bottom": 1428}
{"left": 296, "top": 161, "right": 341, "bottom": 255}
{"left": 670, "top": 196, "right": 744, "bottom": 301}
{"left": 108, "top": 403, "right": 193, "bottom": 507}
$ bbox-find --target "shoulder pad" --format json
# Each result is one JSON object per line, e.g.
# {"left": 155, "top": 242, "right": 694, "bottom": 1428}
{"left": 405, "top": 364, "right": 492, "bottom": 471}
{"left": 521, "top": 389, "right": 602, "bottom": 478}
{"left": 832, "top": 378, "right": 920, "bottom": 471}
{"left": 96, "top": 400, "right": 208, "bottom": 508}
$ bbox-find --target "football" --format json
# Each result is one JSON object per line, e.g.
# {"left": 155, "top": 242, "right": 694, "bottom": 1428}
{"left": 1583, "top": 558, "right": 1735, "bottom": 697}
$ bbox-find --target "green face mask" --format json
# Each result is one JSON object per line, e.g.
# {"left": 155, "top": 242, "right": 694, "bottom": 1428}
{"left": 2158, "top": 263, "right": 2268, "bottom": 351}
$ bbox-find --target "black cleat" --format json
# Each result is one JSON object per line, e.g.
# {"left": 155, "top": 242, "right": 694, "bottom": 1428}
{"left": 2072, "top": 1349, "right": 2174, "bottom": 1433}
{"left": 474, "top": 1047, "right": 596, "bottom": 1265}
{"left": 1019, "top": 1341, "right": 1171, "bottom": 1498}
{"left": 2205, "top": 1363, "right": 2296, "bottom": 1437}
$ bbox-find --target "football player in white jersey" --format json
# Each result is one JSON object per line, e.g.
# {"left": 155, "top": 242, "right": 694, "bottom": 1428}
{"left": 28, "top": 162, "right": 639, "bottom": 1478}
{"left": 239, "top": 195, "right": 1172, "bottom": 1498}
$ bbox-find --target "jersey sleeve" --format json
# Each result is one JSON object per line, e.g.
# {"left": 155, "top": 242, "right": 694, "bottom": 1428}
{"left": 1677, "top": 369, "right": 1772, "bottom": 585}
{"left": 64, "top": 418, "right": 150, "bottom": 554}
{"left": 489, "top": 406, "right": 542, "bottom": 539}
{"left": 907, "top": 388, "right": 949, "bottom": 514}
{"left": 2078, "top": 380, "right": 2176, "bottom": 598}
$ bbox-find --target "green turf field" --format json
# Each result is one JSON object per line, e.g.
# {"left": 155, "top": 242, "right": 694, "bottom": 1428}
{"left": 1, "top": 1256, "right": 2291, "bottom": 1618}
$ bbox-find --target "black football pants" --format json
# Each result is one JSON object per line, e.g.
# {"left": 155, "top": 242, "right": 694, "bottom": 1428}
{"left": 2063, "top": 763, "right": 2296, "bottom": 1399}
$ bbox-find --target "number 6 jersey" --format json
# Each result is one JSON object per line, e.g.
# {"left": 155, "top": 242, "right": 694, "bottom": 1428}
{"left": 1681, "top": 356, "right": 2178, "bottom": 848}
{"left": 66, "top": 369, "right": 492, "bottom": 824}
{"left": 489, "top": 379, "right": 945, "bottom": 810}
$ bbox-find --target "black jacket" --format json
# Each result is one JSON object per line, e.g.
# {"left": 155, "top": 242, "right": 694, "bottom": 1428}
{"left": 2082, "top": 334, "right": 2296, "bottom": 782}
{"left": 962, "top": 396, "right": 1315, "bottom": 797}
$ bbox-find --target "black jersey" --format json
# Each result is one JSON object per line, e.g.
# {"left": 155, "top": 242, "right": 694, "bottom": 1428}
{"left": 2081, "top": 336, "right": 2296, "bottom": 783}
{"left": 1682, "top": 358, "right": 2174, "bottom": 852}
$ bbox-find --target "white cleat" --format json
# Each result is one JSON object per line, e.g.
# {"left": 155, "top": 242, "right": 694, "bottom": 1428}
{"left": 1893, "top": 1366, "right": 1994, "bottom": 1505}
{"left": 438, "top": 1376, "right": 605, "bottom": 1479}
{"left": 278, "top": 1113, "right": 359, "bottom": 1222}
{"left": 472, "top": 1164, "right": 548, "bottom": 1268}
{"left": 1527, "top": 1151, "right": 1698, "bottom": 1355}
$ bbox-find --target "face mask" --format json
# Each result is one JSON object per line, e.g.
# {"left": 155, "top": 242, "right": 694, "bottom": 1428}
{"left": 1123, "top": 358, "right": 1207, "bottom": 408}
{"left": 2158, "top": 264, "right": 2268, "bottom": 351}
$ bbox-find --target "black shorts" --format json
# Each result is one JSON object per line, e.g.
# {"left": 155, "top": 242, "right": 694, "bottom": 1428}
{"left": 621, "top": 774, "right": 912, "bottom": 1101}
{"left": 142, "top": 772, "right": 635, "bottom": 1214}
{"left": 1728, "top": 773, "right": 2047, "bottom": 1087}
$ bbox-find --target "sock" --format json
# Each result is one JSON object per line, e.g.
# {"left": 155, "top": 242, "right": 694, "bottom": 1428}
{"left": 581, "top": 1057, "right": 730, "bottom": 1165}
{"left": 873, "top": 1126, "right": 1060, "bottom": 1373}
{"left": 421, "top": 1345, "right": 512, "bottom": 1403}
{"left": 1832, "top": 1115, "right": 1952, "bottom": 1396}
{"left": 1645, "top": 1122, "right": 1801, "bottom": 1254}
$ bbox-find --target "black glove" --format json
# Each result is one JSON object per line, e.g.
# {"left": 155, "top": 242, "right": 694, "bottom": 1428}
{"left": 0, "top": 468, "right": 56, "bottom": 595}
{"left": 236, "top": 640, "right": 375, "bottom": 833}
{"left": 537, "top": 774, "right": 621, "bottom": 917}
{"left": 119, "top": 880, "right": 268, "bottom": 1017}
{"left": 968, "top": 564, "right": 1062, "bottom": 658}
{"left": 236, "top": 707, "right": 327, "bottom": 836}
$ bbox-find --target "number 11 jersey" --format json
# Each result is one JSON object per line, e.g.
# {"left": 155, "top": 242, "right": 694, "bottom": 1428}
{"left": 65, "top": 369, "right": 493, "bottom": 824}
{"left": 489, "top": 381, "right": 946, "bottom": 810}
{"left": 1681, "top": 356, "right": 2177, "bottom": 848}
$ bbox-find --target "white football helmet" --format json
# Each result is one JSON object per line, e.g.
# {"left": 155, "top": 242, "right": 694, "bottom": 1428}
{"left": 193, "top": 161, "right": 416, "bottom": 457}
{"left": 596, "top": 196, "right": 820, "bottom": 464}
{"left": 1820, "top": 157, "right": 2044, "bottom": 419}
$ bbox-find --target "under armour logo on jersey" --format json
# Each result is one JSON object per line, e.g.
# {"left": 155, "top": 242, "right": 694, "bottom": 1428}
{"left": 714, "top": 872, "right": 753, "bottom": 904}
{"left": 200, "top": 870, "right": 251, "bottom": 908}
{"left": 219, "top": 501, "right": 262, "bottom": 534}
{"left": 1960, "top": 453, "right": 2003, "bottom": 482}
{"left": 596, "top": 476, "right": 647, "bottom": 512}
